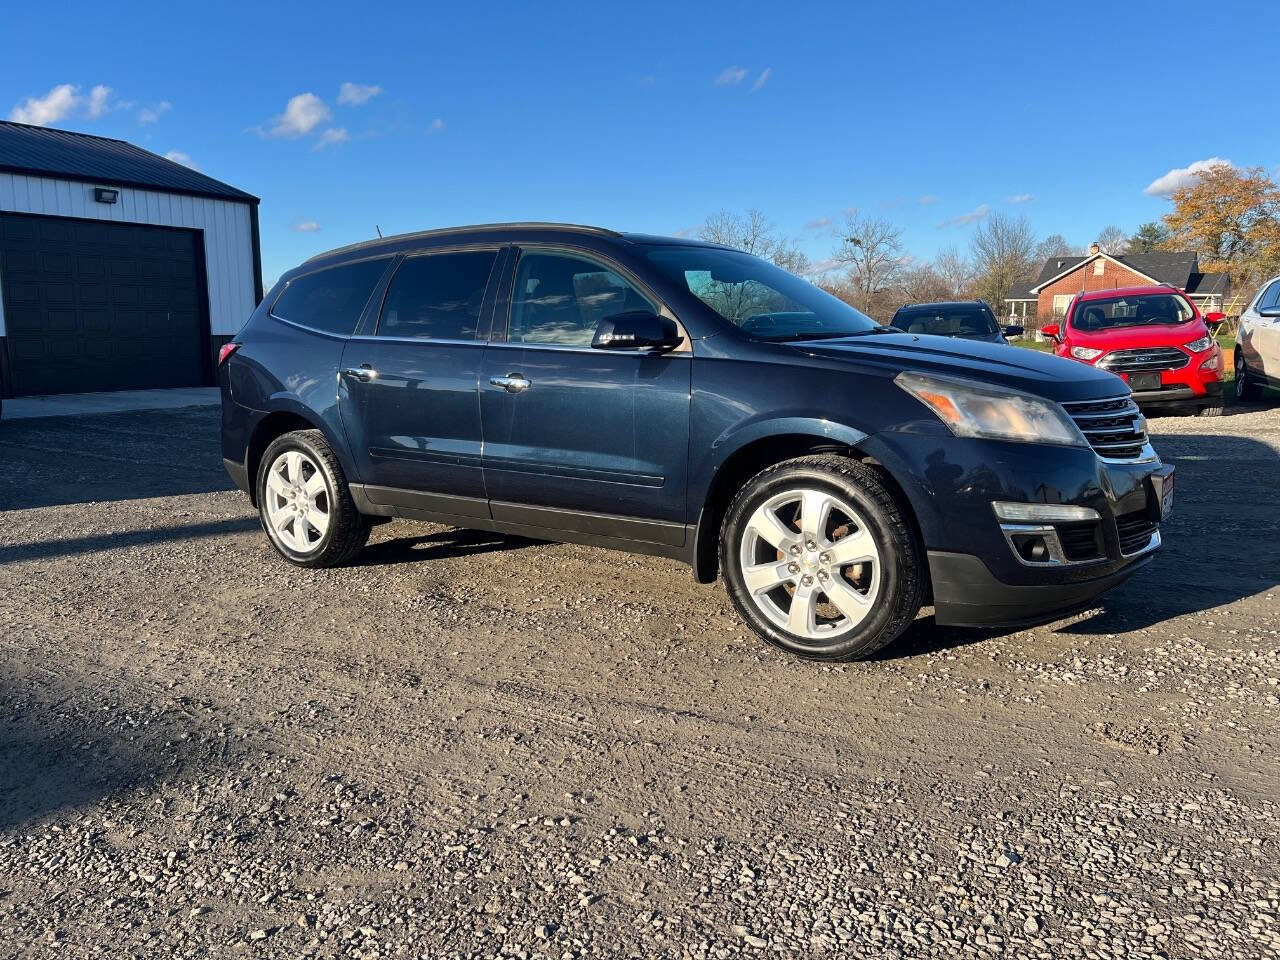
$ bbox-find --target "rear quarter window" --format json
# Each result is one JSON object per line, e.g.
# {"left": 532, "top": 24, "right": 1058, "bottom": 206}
{"left": 271, "top": 258, "right": 391, "bottom": 336}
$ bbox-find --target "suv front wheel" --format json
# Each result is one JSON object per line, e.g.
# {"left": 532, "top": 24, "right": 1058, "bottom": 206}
{"left": 256, "top": 429, "right": 371, "bottom": 568}
{"left": 720, "top": 455, "right": 925, "bottom": 660}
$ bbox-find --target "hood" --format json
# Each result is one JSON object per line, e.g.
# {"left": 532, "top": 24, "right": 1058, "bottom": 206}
{"left": 1067, "top": 318, "right": 1205, "bottom": 348}
{"left": 791, "top": 332, "right": 1126, "bottom": 403}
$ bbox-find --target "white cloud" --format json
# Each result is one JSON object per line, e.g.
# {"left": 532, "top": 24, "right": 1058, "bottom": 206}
{"left": 138, "top": 101, "right": 172, "bottom": 125}
{"left": 338, "top": 82, "right": 382, "bottom": 106}
{"left": 1006, "top": 193, "right": 1035, "bottom": 204}
{"left": 163, "top": 150, "right": 197, "bottom": 169}
{"left": 270, "top": 93, "right": 331, "bottom": 138}
{"left": 312, "top": 127, "right": 349, "bottom": 150}
{"left": 918, "top": 194, "right": 939, "bottom": 205}
{"left": 751, "top": 67, "right": 772, "bottom": 91}
{"left": 938, "top": 204, "right": 990, "bottom": 229}
{"left": 805, "top": 216, "right": 832, "bottom": 231}
{"left": 671, "top": 225, "right": 698, "bottom": 238}
{"left": 291, "top": 220, "right": 321, "bottom": 233}
{"left": 85, "top": 85, "right": 113, "bottom": 118}
{"left": 8, "top": 84, "right": 79, "bottom": 125}
{"left": 1144, "top": 157, "right": 1234, "bottom": 196}
{"left": 428, "top": 117, "right": 445, "bottom": 133}
{"left": 804, "top": 257, "right": 842, "bottom": 276}
{"left": 715, "top": 66, "right": 748, "bottom": 87}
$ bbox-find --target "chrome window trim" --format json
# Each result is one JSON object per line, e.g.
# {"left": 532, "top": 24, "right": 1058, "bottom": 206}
{"left": 480, "top": 340, "right": 693, "bottom": 357}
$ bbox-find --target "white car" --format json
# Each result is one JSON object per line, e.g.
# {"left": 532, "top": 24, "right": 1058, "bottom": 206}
{"left": 1236, "top": 274, "right": 1280, "bottom": 401}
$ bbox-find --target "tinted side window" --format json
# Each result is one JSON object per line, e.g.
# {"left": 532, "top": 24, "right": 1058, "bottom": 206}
{"left": 271, "top": 259, "right": 390, "bottom": 336}
{"left": 1258, "top": 280, "right": 1280, "bottom": 311}
{"left": 509, "top": 251, "right": 654, "bottom": 346}
{"left": 376, "top": 250, "right": 497, "bottom": 340}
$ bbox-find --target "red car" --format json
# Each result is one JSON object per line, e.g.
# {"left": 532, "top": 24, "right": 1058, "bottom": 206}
{"left": 1041, "top": 285, "right": 1226, "bottom": 416}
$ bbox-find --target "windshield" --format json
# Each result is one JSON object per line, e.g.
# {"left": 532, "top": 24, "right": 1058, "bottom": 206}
{"left": 1071, "top": 293, "right": 1195, "bottom": 331}
{"left": 891, "top": 304, "right": 1000, "bottom": 337}
{"left": 643, "top": 246, "right": 879, "bottom": 340}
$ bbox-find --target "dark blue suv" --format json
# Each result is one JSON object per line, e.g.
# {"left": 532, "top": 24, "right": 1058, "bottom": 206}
{"left": 220, "top": 223, "right": 1173, "bottom": 660}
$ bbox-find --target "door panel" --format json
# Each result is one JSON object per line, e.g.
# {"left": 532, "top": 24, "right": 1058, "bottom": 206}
{"left": 338, "top": 248, "right": 499, "bottom": 501}
{"left": 480, "top": 344, "right": 691, "bottom": 523}
{"left": 478, "top": 248, "right": 692, "bottom": 529}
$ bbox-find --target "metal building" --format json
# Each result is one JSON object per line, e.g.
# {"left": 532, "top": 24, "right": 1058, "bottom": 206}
{"left": 0, "top": 121, "right": 260, "bottom": 397}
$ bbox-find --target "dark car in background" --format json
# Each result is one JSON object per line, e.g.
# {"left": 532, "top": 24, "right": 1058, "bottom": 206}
{"left": 219, "top": 223, "right": 1172, "bottom": 661}
{"left": 891, "top": 300, "right": 1024, "bottom": 344}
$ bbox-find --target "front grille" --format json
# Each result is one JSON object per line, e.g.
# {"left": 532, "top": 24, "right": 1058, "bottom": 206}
{"left": 1115, "top": 509, "right": 1158, "bottom": 555}
{"left": 1098, "top": 346, "right": 1189, "bottom": 373}
{"left": 1056, "top": 520, "right": 1104, "bottom": 562}
{"left": 1061, "top": 395, "right": 1150, "bottom": 461}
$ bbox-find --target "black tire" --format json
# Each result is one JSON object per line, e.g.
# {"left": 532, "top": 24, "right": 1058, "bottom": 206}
{"left": 256, "top": 429, "right": 370, "bottom": 568}
{"left": 1236, "top": 350, "right": 1262, "bottom": 401}
{"left": 720, "top": 454, "right": 925, "bottom": 661}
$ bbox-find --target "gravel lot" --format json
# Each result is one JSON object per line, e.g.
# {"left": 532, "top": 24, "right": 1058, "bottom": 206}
{"left": 0, "top": 402, "right": 1277, "bottom": 959}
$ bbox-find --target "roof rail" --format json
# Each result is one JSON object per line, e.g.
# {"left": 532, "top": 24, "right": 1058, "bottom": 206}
{"left": 302, "top": 221, "right": 624, "bottom": 264}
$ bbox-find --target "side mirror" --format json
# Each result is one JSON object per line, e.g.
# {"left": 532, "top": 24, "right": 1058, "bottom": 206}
{"left": 1041, "top": 323, "right": 1061, "bottom": 340}
{"left": 1002, "top": 324, "right": 1025, "bottom": 338}
{"left": 1203, "top": 311, "right": 1226, "bottom": 327}
{"left": 592, "top": 311, "right": 683, "bottom": 352}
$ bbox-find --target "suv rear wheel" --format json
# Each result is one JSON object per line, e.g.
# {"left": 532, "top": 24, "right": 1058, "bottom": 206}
{"left": 256, "top": 429, "right": 370, "bottom": 568}
{"left": 720, "top": 455, "right": 925, "bottom": 660}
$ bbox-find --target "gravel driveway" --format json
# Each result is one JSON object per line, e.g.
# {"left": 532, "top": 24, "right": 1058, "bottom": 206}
{"left": 0, "top": 403, "right": 1277, "bottom": 958}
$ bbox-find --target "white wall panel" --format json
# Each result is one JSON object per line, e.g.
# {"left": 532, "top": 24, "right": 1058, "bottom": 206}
{"left": 0, "top": 173, "right": 256, "bottom": 337}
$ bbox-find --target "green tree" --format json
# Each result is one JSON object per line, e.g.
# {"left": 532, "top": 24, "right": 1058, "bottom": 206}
{"left": 1128, "top": 221, "right": 1170, "bottom": 253}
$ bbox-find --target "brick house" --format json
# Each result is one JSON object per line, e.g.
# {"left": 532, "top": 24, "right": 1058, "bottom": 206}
{"left": 1004, "top": 244, "right": 1230, "bottom": 323}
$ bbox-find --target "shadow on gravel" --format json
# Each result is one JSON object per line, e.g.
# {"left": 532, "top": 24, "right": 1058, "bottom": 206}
{"left": 0, "top": 407, "right": 230, "bottom": 510}
{"left": 0, "top": 682, "right": 214, "bottom": 830}
{"left": 1060, "top": 429, "right": 1278, "bottom": 634}
{"left": 872, "top": 616, "right": 995, "bottom": 661}
{"left": 354, "top": 526, "right": 539, "bottom": 567}
{"left": 0, "top": 517, "right": 257, "bottom": 566}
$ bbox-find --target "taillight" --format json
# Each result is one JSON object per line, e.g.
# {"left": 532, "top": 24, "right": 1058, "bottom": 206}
{"left": 218, "top": 341, "right": 241, "bottom": 365}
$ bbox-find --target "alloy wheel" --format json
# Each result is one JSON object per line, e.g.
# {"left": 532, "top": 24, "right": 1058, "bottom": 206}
{"left": 264, "top": 450, "right": 331, "bottom": 554}
{"left": 737, "top": 487, "right": 883, "bottom": 640}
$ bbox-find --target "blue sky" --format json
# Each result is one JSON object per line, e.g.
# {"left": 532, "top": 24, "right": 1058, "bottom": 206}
{"left": 5, "top": 0, "right": 1278, "bottom": 285}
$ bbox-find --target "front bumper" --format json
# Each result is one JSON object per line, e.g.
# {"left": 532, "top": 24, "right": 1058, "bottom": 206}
{"left": 1132, "top": 379, "right": 1223, "bottom": 410}
{"left": 928, "top": 550, "right": 1153, "bottom": 627}
{"left": 860, "top": 427, "right": 1173, "bottom": 627}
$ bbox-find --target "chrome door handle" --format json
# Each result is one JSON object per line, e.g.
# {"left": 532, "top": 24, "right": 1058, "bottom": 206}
{"left": 489, "top": 374, "right": 531, "bottom": 394}
{"left": 343, "top": 365, "right": 377, "bottom": 382}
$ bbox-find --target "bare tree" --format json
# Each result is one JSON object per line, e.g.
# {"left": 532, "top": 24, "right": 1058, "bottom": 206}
{"left": 969, "top": 212, "right": 1036, "bottom": 309}
{"left": 896, "top": 264, "right": 952, "bottom": 304}
{"left": 698, "top": 208, "right": 809, "bottom": 275}
{"left": 1095, "top": 225, "right": 1130, "bottom": 255}
{"left": 1033, "top": 234, "right": 1077, "bottom": 264}
{"left": 831, "top": 210, "right": 905, "bottom": 314}
{"left": 932, "top": 246, "right": 974, "bottom": 298}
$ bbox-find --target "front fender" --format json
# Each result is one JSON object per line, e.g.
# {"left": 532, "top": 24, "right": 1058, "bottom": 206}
{"left": 686, "top": 415, "right": 872, "bottom": 584}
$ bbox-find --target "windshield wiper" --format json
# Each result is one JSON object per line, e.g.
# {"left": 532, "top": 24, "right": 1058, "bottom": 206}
{"left": 763, "top": 325, "right": 898, "bottom": 343}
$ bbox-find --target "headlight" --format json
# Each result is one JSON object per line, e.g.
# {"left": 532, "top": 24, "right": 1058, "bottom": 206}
{"left": 1070, "top": 346, "right": 1104, "bottom": 361}
{"left": 895, "top": 371, "right": 1086, "bottom": 447}
{"left": 1184, "top": 335, "right": 1213, "bottom": 353}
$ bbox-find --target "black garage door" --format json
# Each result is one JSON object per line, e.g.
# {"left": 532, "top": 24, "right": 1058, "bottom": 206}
{"left": 0, "top": 213, "right": 207, "bottom": 396}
